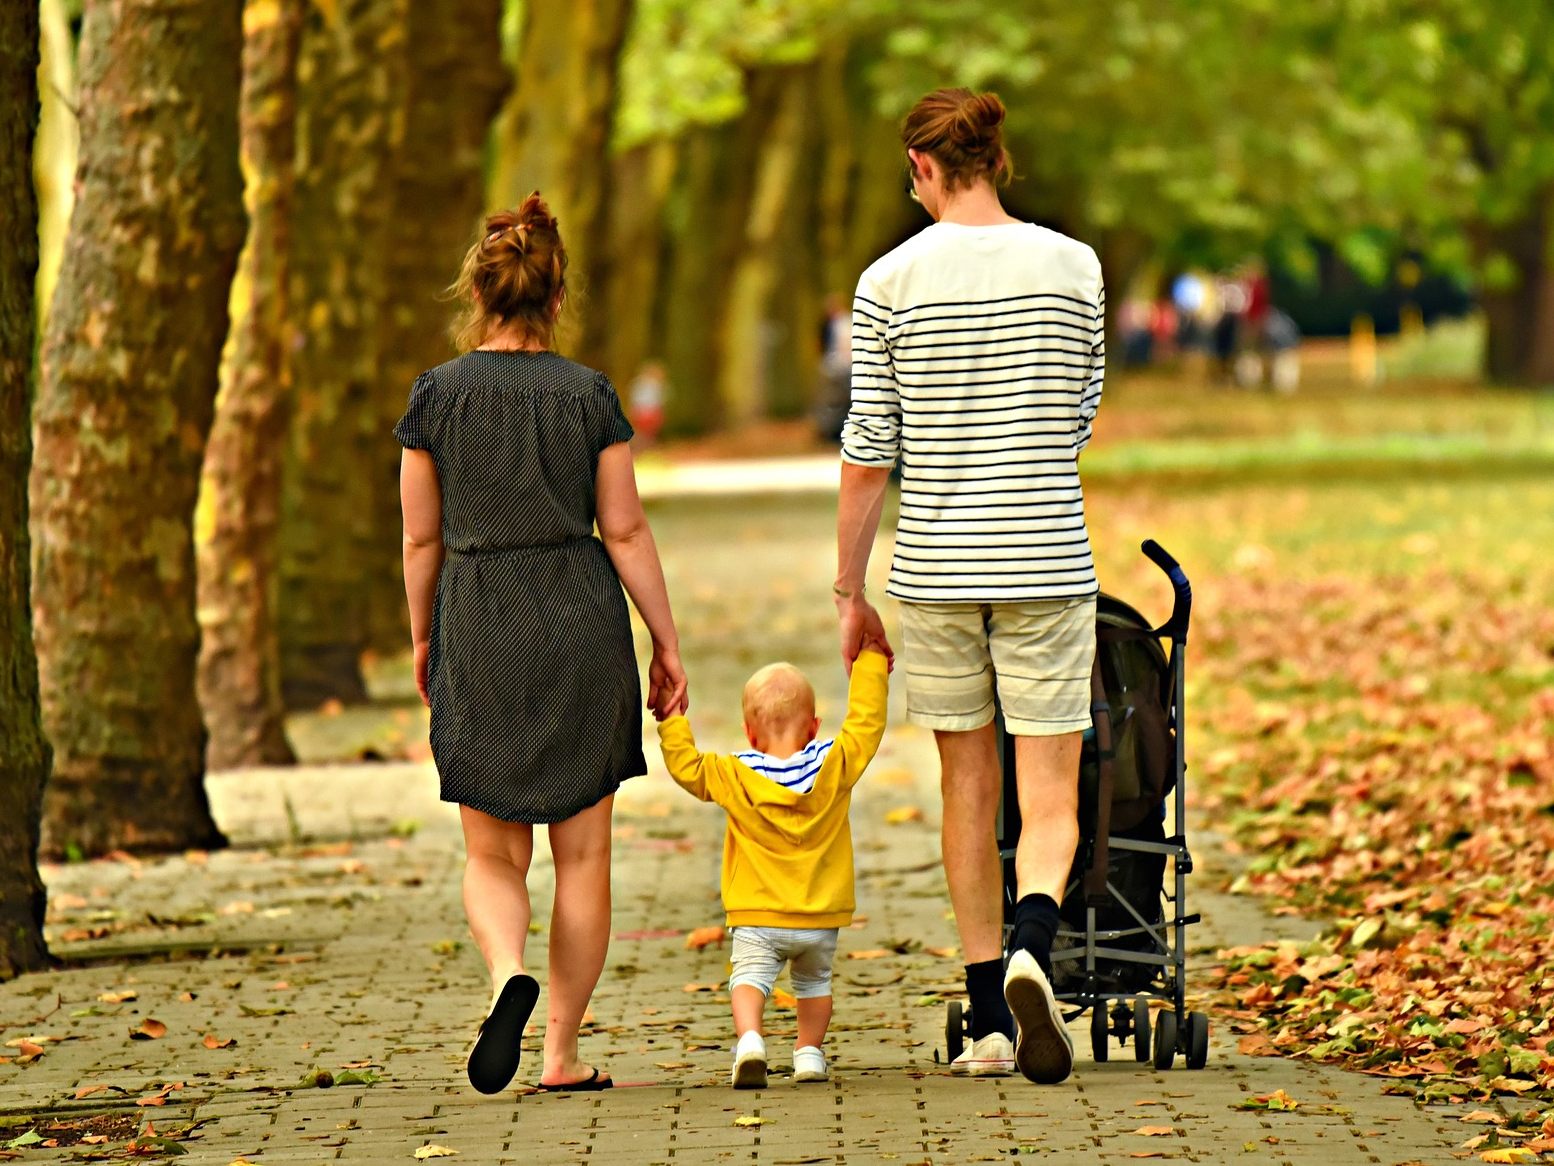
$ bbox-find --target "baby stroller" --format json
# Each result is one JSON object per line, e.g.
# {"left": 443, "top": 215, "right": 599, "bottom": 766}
{"left": 943, "top": 540, "right": 1207, "bottom": 1070}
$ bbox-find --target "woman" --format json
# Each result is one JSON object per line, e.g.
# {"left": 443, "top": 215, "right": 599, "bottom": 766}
{"left": 396, "top": 193, "right": 687, "bottom": 1095}
{"left": 833, "top": 89, "right": 1105, "bottom": 1087}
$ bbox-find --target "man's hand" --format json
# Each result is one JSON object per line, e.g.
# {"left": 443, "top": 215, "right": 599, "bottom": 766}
{"left": 836, "top": 594, "right": 893, "bottom": 675}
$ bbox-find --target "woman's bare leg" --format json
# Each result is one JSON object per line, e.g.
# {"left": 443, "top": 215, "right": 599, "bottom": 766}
{"left": 459, "top": 805, "right": 535, "bottom": 1008}
{"left": 541, "top": 794, "right": 615, "bottom": 1084}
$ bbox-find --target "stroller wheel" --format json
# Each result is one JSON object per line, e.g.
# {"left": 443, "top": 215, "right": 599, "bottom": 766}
{"left": 945, "top": 1000, "right": 965, "bottom": 1063}
{"left": 1133, "top": 998, "right": 1152, "bottom": 1063}
{"left": 1153, "top": 1009, "right": 1178, "bottom": 1071}
{"left": 1090, "top": 1005, "right": 1109, "bottom": 1062}
{"left": 1186, "top": 1011, "right": 1209, "bottom": 1070}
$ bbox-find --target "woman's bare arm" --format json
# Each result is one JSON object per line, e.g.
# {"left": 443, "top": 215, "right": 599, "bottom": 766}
{"left": 595, "top": 442, "right": 687, "bottom": 718}
{"left": 400, "top": 449, "right": 443, "bottom": 704}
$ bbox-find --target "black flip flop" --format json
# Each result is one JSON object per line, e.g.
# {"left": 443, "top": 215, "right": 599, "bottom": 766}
{"left": 534, "top": 1067, "right": 613, "bottom": 1092}
{"left": 467, "top": 974, "right": 540, "bottom": 1095}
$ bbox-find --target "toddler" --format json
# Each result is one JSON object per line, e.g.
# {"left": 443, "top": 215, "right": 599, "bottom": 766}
{"left": 658, "top": 649, "right": 889, "bottom": 1087}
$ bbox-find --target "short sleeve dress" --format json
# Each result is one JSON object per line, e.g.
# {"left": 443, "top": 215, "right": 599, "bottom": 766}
{"left": 394, "top": 350, "right": 646, "bottom": 823}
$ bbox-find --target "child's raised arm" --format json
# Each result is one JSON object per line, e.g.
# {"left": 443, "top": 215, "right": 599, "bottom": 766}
{"left": 834, "top": 649, "right": 890, "bottom": 787}
{"left": 657, "top": 716, "right": 732, "bottom": 805}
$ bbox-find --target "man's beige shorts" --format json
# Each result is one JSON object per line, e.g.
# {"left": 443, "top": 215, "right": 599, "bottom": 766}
{"left": 898, "top": 596, "right": 1097, "bottom": 736}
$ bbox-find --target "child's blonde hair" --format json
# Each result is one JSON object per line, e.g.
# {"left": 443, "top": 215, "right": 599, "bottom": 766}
{"left": 742, "top": 662, "right": 816, "bottom": 736}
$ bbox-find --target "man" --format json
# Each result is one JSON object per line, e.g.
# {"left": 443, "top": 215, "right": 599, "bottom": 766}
{"left": 833, "top": 87, "right": 1104, "bottom": 1086}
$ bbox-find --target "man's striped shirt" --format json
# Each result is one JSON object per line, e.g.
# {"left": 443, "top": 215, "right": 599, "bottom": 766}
{"left": 841, "top": 221, "right": 1105, "bottom": 603}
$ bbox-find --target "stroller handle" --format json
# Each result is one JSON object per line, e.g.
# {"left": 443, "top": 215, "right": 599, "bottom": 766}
{"left": 1141, "top": 539, "right": 1191, "bottom": 641}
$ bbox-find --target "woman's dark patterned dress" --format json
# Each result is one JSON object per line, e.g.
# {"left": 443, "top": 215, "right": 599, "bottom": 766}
{"left": 393, "top": 350, "right": 645, "bottom": 823}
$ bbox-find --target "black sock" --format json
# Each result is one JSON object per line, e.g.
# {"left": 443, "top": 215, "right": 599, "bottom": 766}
{"left": 965, "top": 959, "right": 1013, "bottom": 1040}
{"left": 1010, "top": 893, "right": 1062, "bottom": 978}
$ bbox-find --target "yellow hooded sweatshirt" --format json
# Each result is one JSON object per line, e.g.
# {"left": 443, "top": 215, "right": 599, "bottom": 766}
{"left": 656, "top": 651, "right": 889, "bottom": 929}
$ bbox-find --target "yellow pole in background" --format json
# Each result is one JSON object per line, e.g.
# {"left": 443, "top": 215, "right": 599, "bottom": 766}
{"left": 1350, "top": 313, "right": 1379, "bottom": 386}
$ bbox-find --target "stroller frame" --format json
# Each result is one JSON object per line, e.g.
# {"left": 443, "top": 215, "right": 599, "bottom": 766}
{"left": 943, "top": 540, "right": 1209, "bottom": 1071}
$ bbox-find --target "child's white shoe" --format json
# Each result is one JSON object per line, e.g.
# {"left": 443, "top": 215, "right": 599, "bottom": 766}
{"left": 792, "top": 1045, "right": 828, "bottom": 1082}
{"left": 731, "top": 1031, "right": 767, "bottom": 1089}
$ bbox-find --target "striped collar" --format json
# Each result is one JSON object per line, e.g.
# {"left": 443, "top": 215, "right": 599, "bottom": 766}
{"left": 733, "top": 738, "right": 836, "bottom": 795}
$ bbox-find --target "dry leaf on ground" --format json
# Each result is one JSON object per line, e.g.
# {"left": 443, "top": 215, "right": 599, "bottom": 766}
{"left": 1132, "top": 1126, "right": 1176, "bottom": 1136}
{"left": 684, "top": 926, "right": 726, "bottom": 951}
{"left": 129, "top": 1019, "right": 166, "bottom": 1040}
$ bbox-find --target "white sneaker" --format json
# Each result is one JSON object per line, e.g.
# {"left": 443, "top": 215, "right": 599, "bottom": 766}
{"left": 731, "top": 1031, "right": 767, "bottom": 1089}
{"left": 949, "top": 1031, "right": 1015, "bottom": 1076}
{"left": 1003, "top": 949, "right": 1074, "bottom": 1084}
{"left": 793, "top": 1045, "right": 828, "bottom": 1083}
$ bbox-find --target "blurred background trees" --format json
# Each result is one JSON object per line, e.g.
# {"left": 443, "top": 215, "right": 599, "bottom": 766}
{"left": 2, "top": 0, "right": 1549, "bottom": 893}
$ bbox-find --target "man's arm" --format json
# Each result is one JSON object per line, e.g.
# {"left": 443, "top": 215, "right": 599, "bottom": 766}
{"left": 836, "top": 283, "right": 900, "bottom": 672}
{"left": 1076, "top": 268, "right": 1105, "bottom": 454}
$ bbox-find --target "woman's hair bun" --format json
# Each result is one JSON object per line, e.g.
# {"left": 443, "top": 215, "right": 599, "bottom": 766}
{"left": 951, "top": 92, "right": 1006, "bottom": 151}
{"left": 451, "top": 191, "right": 569, "bottom": 352}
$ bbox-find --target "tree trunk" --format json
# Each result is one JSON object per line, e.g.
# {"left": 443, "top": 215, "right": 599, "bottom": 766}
{"left": 1476, "top": 192, "right": 1554, "bottom": 385}
{"left": 493, "top": 0, "right": 631, "bottom": 367}
{"left": 367, "top": 0, "right": 509, "bottom": 658}
{"left": 196, "top": 0, "right": 305, "bottom": 770}
{"left": 32, "top": 0, "right": 245, "bottom": 858}
{"left": 0, "top": 0, "right": 52, "bottom": 978}
{"left": 278, "top": 0, "right": 407, "bottom": 709}
{"left": 597, "top": 138, "right": 676, "bottom": 388}
{"left": 35, "top": 0, "right": 77, "bottom": 325}
{"left": 718, "top": 65, "right": 816, "bottom": 426}
{"left": 660, "top": 72, "right": 785, "bottom": 435}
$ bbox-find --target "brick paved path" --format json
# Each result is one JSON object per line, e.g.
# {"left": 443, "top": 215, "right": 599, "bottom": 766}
{"left": 1, "top": 745, "right": 1474, "bottom": 1165}
{"left": 0, "top": 486, "right": 1485, "bottom": 1164}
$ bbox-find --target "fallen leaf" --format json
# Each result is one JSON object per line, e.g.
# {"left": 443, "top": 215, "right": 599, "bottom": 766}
{"left": 733, "top": 1116, "right": 764, "bottom": 1128}
{"left": 98, "top": 989, "right": 138, "bottom": 1003}
{"left": 130, "top": 1019, "right": 167, "bottom": 1040}
{"left": 771, "top": 987, "right": 798, "bottom": 1009}
{"left": 684, "top": 925, "right": 726, "bottom": 951}
{"left": 1132, "top": 1126, "right": 1176, "bottom": 1136}
{"left": 203, "top": 1034, "right": 235, "bottom": 1049}
{"left": 74, "top": 1084, "right": 109, "bottom": 1100}
{"left": 414, "top": 1147, "right": 458, "bottom": 1160}
{"left": 846, "top": 950, "right": 891, "bottom": 960}
{"left": 1480, "top": 1151, "right": 1538, "bottom": 1164}
{"left": 884, "top": 805, "right": 924, "bottom": 825}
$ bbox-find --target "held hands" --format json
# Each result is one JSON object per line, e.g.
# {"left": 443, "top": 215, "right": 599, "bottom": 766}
{"left": 647, "top": 641, "right": 690, "bottom": 722}
{"left": 835, "top": 593, "right": 894, "bottom": 675}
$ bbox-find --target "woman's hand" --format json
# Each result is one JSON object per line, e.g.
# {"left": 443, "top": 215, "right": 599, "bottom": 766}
{"left": 648, "top": 642, "right": 689, "bottom": 721}
{"left": 413, "top": 640, "right": 431, "bottom": 707}
{"left": 837, "top": 595, "right": 893, "bottom": 674}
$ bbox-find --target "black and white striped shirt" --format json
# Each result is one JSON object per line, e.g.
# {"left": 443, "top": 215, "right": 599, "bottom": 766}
{"left": 841, "top": 221, "right": 1105, "bottom": 603}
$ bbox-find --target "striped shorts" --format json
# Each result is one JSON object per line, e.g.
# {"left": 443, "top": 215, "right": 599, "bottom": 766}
{"left": 898, "top": 596, "right": 1096, "bottom": 736}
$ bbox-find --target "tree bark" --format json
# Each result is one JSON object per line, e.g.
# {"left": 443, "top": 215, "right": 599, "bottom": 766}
{"left": 0, "top": 0, "right": 52, "bottom": 978}
{"left": 1476, "top": 191, "right": 1554, "bottom": 385}
{"left": 196, "top": 0, "right": 305, "bottom": 770}
{"left": 32, "top": 0, "right": 245, "bottom": 858}
{"left": 660, "top": 71, "right": 785, "bottom": 435}
{"left": 367, "top": 0, "right": 509, "bottom": 657}
{"left": 718, "top": 64, "right": 817, "bottom": 425}
{"left": 278, "top": 0, "right": 407, "bottom": 709}
{"left": 597, "top": 137, "right": 676, "bottom": 388}
{"left": 35, "top": 0, "right": 77, "bottom": 325}
{"left": 493, "top": 0, "right": 631, "bottom": 367}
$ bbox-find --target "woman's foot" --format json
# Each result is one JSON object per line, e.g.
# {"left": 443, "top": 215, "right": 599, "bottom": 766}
{"left": 467, "top": 974, "right": 540, "bottom": 1095}
{"left": 538, "top": 1062, "right": 613, "bottom": 1090}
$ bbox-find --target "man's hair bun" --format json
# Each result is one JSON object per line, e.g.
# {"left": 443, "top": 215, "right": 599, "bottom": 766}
{"left": 901, "top": 87, "right": 1014, "bottom": 192}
